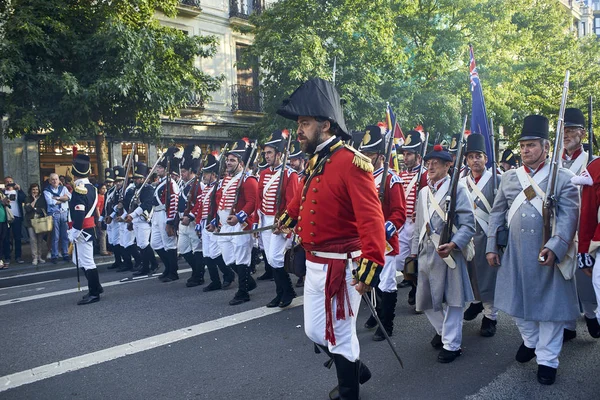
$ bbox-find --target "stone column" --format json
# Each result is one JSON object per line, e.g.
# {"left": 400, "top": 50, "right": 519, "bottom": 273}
{"left": 147, "top": 144, "right": 158, "bottom": 166}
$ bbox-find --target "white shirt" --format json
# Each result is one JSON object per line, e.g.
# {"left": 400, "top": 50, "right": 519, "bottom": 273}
{"left": 5, "top": 190, "right": 20, "bottom": 218}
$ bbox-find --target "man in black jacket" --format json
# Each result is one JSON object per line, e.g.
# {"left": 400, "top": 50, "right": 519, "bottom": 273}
{"left": 2, "top": 177, "right": 26, "bottom": 265}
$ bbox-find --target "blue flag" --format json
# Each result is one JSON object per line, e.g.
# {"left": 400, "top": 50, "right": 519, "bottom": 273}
{"left": 469, "top": 45, "right": 493, "bottom": 169}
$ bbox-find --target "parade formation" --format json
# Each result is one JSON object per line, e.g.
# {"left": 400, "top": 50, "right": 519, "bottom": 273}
{"left": 62, "top": 74, "right": 600, "bottom": 400}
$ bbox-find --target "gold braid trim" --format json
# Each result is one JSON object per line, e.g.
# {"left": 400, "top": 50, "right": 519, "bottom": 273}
{"left": 74, "top": 184, "right": 88, "bottom": 195}
{"left": 344, "top": 145, "right": 374, "bottom": 173}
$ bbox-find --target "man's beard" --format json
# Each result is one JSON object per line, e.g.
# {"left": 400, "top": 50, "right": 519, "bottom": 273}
{"left": 301, "top": 129, "right": 324, "bottom": 155}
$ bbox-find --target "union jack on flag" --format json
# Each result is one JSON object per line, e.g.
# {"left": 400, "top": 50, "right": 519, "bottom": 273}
{"left": 469, "top": 45, "right": 493, "bottom": 169}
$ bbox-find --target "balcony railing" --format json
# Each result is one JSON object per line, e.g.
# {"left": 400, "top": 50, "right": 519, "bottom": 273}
{"left": 180, "top": 0, "right": 201, "bottom": 7}
{"left": 185, "top": 92, "right": 204, "bottom": 109}
{"left": 230, "top": 0, "right": 262, "bottom": 19}
{"left": 231, "top": 84, "right": 263, "bottom": 113}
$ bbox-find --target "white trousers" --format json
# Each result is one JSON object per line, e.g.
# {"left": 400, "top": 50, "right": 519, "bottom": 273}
{"left": 514, "top": 318, "right": 564, "bottom": 368}
{"left": 150, "top": 210, "right": 178, "bottom": 251}
{"left": 304, "top": 259, "right": 362, "bottom": 362}
{"left": 592, "top": 251, "right": 600, "bottom": 320}
{"left": 133, "top": 218, "right": 151, "bottom": 250}
{"left": 378, "top": 255, "right": 398, "bottom": 293}
{"left": 424, "top": 306, "right": 463, "bottom": 351}
{"left": 200, "top": 220, "right": 221, "bottom": 259}
{"left": 178, "top": 222, "right": 201, "bottom": 254}
{"left": 468, "top": 301, "right": 498, "bottom": 320}
{"left": 216, "top": 210, "right": 252, "bottom": 266}
{"left": 119, "top": 221, "right": 135, "bottom": 248}
{"left": 396, "top": 219, "right": 414, "bottom": 271}
{"left": 106, "top": 220, "right": 120, "bottom": 246}
{"left": 260, "top": 214, "right": 286, "bottom": 269}
{"left": 71, "top": 237, "right": 96, "bottom": 271}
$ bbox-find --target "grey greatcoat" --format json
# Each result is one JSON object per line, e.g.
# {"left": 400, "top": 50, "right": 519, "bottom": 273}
{"left": 486, "top": 163, "right": 580, "bottom": 322}
{"left": 460, "top": 170, "right": 499, "bottom": 303}
{"left": 412, "top": 178, "right": 476, "bottom": 312}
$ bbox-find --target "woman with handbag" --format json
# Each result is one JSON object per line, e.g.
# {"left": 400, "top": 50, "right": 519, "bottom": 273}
{"left": 24, "top": 183, "right": 49, "bottom": 265}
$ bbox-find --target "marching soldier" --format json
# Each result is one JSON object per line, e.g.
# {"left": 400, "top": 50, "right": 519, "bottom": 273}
{"left": 214, "top": 139, "right": 259, "bottom": 305}
{"left": 255, "top": 150, "right": 274, "bottom": 282}
{"left": 178, "top": 145, "right": 205, "bottom": 287}
{"left": 192, "top": 152, "right": 236, "bottom": 291}
{"left": 105, "top": 166, "right": 125, "bottom": 270}
{"left": 499, "top": 149, "right": 518, "bottom": 172}
{"left": 289, "top": 140, "right": 307, "bottom": 179}
{"left": 277, "top": 78, "right": 386, "bottom": 400}
{"left": 259, "top": 130, "right": 299, "bottom": 308}
{"left": 151, "top": 147, "right": 182, "bottom": 283}
{"left": 562, "top": 107, "right": 599, "bottom": 340}
{"left": 460, "top": 134, "right": 500, "bottom": 337}
{"left": 288, "top": 139, "right": 307, "bottom": 288}
{"left": 398, "top": 130, "right": 428, "bottom": 297}
{"left": 359, "top": 125, "right": 407, "bottom": 341}
{"left": 486, "top": 115, "right": 579, "bottom": 385}
{"left": 116, "top": 169, "right": 140, "bottom": 272}
{"left": 124, "top": 162, "right": 157, "bottom": 276}
{"left": 410, "top": 144, "right": 475, "bottom": 363}
{"left": 68, "top": 154, "right": 103, "bottom": 305}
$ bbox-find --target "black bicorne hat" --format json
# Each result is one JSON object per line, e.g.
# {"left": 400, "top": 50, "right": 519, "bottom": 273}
{"left": 72, "top": 154, "right": 91, "bottom": 178}
{"left": 400, "top": 130, "right": 423, "bottom": 154}
{"left": 202, "top": 152, "right": 220, "bottom": 174}
{"left": 424, "top": 144, "right": 453, "bottom": 163}
{"left": 520, "top": 115, "right": 549, "bottom": 141}
{"left": 159, "top": 146, "right": 184, "bottom": 175}
{"left": 359, "top": 125, "right": 386, "bottom": 154}
{"left": 133, "top": 162, "right": 149, "bottom": 178}
{"left": 288, "top": 140, "right": 305, "bottom": 159}
{"left": 465, "top": 133, "right": 487, "bottom": 155}
{"left": 276, "top": 78, "right": 350, "bottom": 140}
{"left": 104, "top": 167, "right": 115, "bottom": 183}
{"left": 448, "top": 133, "right": 462, "bottom": 153}
{"left": 500, "top": 149, "right": 517, "bottom": 167}
{"left": 564, "top": 108, "right": 585, "bottom": 129}
{"left": 113, "top": 166, "right": 125, "bottom": 181}
{"left": 181, "top": 144, "right": 202, "bottom": 173}
{"left": 263, "top": 130, "right": 289, "bottom": 153}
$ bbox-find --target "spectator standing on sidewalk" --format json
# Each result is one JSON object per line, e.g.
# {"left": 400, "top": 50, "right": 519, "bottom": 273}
{"left": 44, "top": 173, "right": 71, "bottom": 263}
{"left": 24, "top": 183, "right": 48, "bottom": 265}
{"left": 3, "top": 177, "right": 26, "bottom": 266}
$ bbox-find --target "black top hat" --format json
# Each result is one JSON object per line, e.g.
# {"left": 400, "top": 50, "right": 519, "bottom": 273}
{"left": 359, "top": 125, "right": 386, "bottom": 154}
{"left": 400, "top": 130, "right": 423, "bottom": 154}
{"left": 202, "top": 152, "right": 220, "bottom": 174}
{"left": 104, "top": 167, "right": 115, "bottom": 183}
{"left": 465, "top": 133, "right": 487, "bottom": 155}
{"left": 133, "top": 162, "right": 149, "bottom": 178}
{"left": 263, "top": 130, "right": 289, "bottom": 153}
{"left": 500, "top": 149, "right": 517, "bottom": 167}
{"left": 181, "top": 144, "right": 202, "bottom": 173}
{"left": 564, "top": 108, "right": 585, "bottom": 129}
{"left": 424, "top": 144, "right": 453, "bottom": 163}
{"left": 520, "top": 115, "right": 549, "bottom": 141}
{"left": 289, "top": 140, "right": 305, "bottom": 159}
{"left": 72, "top": 154, "right": 91, "bottom": 178}
{"left": 448, "top": 133, "right": 462, "bottom": 153}
{"left": 113, "top": 166, "right": 125, "bottom": 181}
{"left": 276, "top": 78, "right": 350, "bottom": 140}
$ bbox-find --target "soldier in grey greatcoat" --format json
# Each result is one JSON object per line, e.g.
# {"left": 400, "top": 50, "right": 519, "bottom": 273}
{"left": 460, "top": 134, "right": 499, "bottom": 337}
{"left": 486, "top": 115, "right": 580, "bottom": 386}
{"left": 411, "top": 144, "right": 475, "bottom": 364}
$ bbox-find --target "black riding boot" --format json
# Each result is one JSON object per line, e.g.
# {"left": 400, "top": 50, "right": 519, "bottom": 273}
{"left": 147, "top": 246, "right": 159, "bottom": 273}
{"left": 78, "top": 269, "right": 102, "bottom": 305}
{"left": 165, "top": 249, "right": 179, "bottom": 281}
{"left": 278, "top": 268, "right": 296, "bottom": 308}
{"left": 216, "top": 256, "right": 235, "bottom": 288}
{"left": 257, "top": 249, "right": 273, "bottom": 280}
{"left": 229, "top": 264, "right": 250, "bottom": 305}
{"left": 186, "top": 252, "right": 205, "bottom": 287}
{"left": 330, "top": 355, "right": 361, "bottom": 400}
{"left": 203, "top": 257, "right": 222, "bottom": 292}
{"left": 266, "top": 267, "right": 284, "bottom": 307}
{"left": 364, "top": 288, "right": 383, "bottom": 329}
{"left": 132, "top": 246, "right": 150, "bottom": 276}
{"left": 130, "top": 245, "right": 142, "bottom": 271}
{"left": 373, "top": 291, "right": 397, "bottom": 341}
{"left": 155, "top": 248, "right": 170, "bottom": 279}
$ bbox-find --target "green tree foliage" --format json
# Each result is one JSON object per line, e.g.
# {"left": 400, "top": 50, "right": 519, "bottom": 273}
{"left": 247, "top": 0, "right": 600, "bottom": 142}
{"left": 0, "top": 0, "right": 223, "bottom": 141}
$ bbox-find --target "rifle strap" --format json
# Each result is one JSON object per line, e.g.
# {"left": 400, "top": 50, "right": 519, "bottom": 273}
{"left": 507, "top": 166, "right": 548, "bottom": 228}
{"left": 417, "top": 186, "right": 456, "bottom": 269}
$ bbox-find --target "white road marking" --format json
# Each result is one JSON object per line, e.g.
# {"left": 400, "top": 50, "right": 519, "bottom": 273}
{"left": 0, "top": 280, "right": 60, "bottom": 291}
{"left": 0, "top": 268, "right": 192, "bottom": 307}
{"left": 0, "top": 261, "right": 114, "bottom": 281}
{"left": 0, "top": 297, "right": 304, "bottom": 392}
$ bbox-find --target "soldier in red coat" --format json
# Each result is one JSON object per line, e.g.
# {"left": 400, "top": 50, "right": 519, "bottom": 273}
{"left": 357, "top": 125, "right": 407, "bottom": 342}
{"left": 214, "top": 139, "right": 259, "bottom": 305}
{"left": 277, "top": 78, "right": 386, "bottom": 400}
{"left": 258, "top": 130, "right": 299, "bottom": 308}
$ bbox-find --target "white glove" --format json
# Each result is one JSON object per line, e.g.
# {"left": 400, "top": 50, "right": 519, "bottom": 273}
{"left": 68, "top": 229, "right": 81, "bottom": 243}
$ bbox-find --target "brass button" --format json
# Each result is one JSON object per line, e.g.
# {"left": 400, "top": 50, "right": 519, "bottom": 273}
{"left": 298, "top": 216, "right": 302, "bottom": 221}
{"left": 327, "top": 159, "right": 332, "bottom": 163}
{"left": 302, "top": 196, "right": 306, "bottom": 201}
{"left": 310, "top": 241, "right": 315, "bottom": 245}
{"left": 298, "top": 227, "right": 302, "bottom": 232}
{"left": 317, "top": 178, "right": 321, "bottom": 183}
{"left": 310, "top": 232, "right": 315, "bottom": 237}
{"left": 310, "top": 221, "right": 315, "bottom": 225}
{"left": 300, "top": 206, "right": 304, "bottom": 211}
{"left": 311, "top": 200, "right": 317, "bottom": 204}
{"left": 310, "top": 210, "right": 315, "bottom": 214}
{"left": 312, "top": 188, "right": 318, "bottom": 192}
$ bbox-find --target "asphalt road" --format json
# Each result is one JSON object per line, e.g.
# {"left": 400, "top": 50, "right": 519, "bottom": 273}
{"left": 0, "top": 261, "right": 599, "bottom": 400}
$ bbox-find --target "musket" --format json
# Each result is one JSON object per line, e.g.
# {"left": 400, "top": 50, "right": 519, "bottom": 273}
{"left": 439, "top": 115, "right": 468, "bottom": 247}
{"left": 541, "top": 70, "right": 570, "bottom": 251}
{"left": 274, "top": 133, "right": 293, "bottom": 219}
{"left": 379, "top": 124, "right": 396, "bottom": 203}
{"left": 589, "top": 96, "right": 594, "bottom": 163}
{"left": 231, "top": 142, "right": 257, "bottom": 216}
{"left": 208, "top": 144, "right": 229, "bottom": 228}
{"left": 490, "top": 118, "right": 498, "bottom": 192}
{"left": 415, "top": 131, "right": 429, "bottom": 194}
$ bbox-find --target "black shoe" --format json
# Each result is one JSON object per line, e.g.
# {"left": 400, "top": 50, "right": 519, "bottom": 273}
{"left": 437, "top": 348, "right": 462, "bottom": 363}
{"left": 132, "top": 269, "right": 149, "bottom": 277}
{"left": 537, "top": 365, "right": 557, "bottom": 385}
{"left": 397, "top": 279, "right": 412, "bottom": 289}
{"left": 257, "top": 271, "right": 273, "bottom": 281}
{"left": 515, "top": 342, "right": 536, "bottom": 363}
{"left": 266, "top": 296, "right": 281, "bottom": 308}
{"left": 203, "top": 281, "right": 222, "bottom": 292}
{"left": 480, "top": 317, "right": 497, "bottom": 337}
{"left": 585, "top": 316, "right": 600, "bottom": 338}
{"left": 463, "top": 302, "right": 484, "bottom": 321}
{"left": 431, "top": 334, "right": 443, "bottom": 349}
{"left": 51, "top": 258, "right": 58, "bottom": 264}
{"left": 161, "top": 276, "right": 179, "bottom": 283}
{"left": 328, "top": 360, "right": 371, "bottom": 400}
{"left": 229, "top": 293, "right": 250, "bottom": 305}
{"left": 408, "top": 286, "right": 416, "bottom": 306}
{"left": 186, "top": 280, "right": 202, "bottom": 287}
{"left": 77, "top": 295, "right": 100, "bottom": 305}
{"left": 63, "top": 255, "right": 70, "bottom": 262}
{"left": 295, "top": 277, "right": 304, "bottom": 287}
{"left": 364, "top": 315, "right": 377, "bottom": 330}
{"left": 563, "top": 328, "right": 577, "bottom": 342}
{"left": 222, "top": 280, "right": 233, "bottom": 289}
{"left": 279, "top": 298, "right": 294, "bottom": 308}
{"left": 373, "top": 326, "right": 392, "bottom": 342}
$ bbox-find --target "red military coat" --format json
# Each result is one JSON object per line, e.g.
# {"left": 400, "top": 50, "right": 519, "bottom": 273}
{"left": 373, "top": 167, "right": 406, "bottom": 256}
{"left": 258, "top": 165, "right": 298, "bottom": 216}
{"left": 579, "top": 158, "right": 600, "bottom": 254}
{"left": 215, "top": 173, "right": 258, "bottom": 231}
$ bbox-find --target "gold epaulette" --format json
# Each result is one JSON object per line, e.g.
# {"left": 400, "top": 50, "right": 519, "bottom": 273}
{"left": 344, "top": 145, "right": 374, "bottom": 173}
{"left": 75, "top": 184, "right": 88, "bottom": 195}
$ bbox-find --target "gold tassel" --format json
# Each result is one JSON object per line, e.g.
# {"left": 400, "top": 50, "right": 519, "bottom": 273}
{"left": 345, "top": 145, "right": 374, "bottom": 173}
